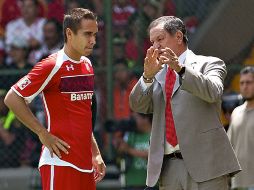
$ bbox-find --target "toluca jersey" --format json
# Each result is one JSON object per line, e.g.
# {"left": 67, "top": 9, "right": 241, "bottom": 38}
{"left": 12, "top": 49, "right": 94, "bottom": 172}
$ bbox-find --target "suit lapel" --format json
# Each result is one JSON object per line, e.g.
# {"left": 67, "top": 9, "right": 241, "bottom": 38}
{"left": 184, "top": 49, "right": 197, "bottom": 69}
{"left": 155, "top": 50, "right": 198, "bottom": 99}
{"left": 172, "top": 71, "right": 180, "bottom": 96}
{"left": 155, "top": 66, "right": 167, "bottom": 101}
{"left": 172, "top": 49, "right": 197, "bottom": 97}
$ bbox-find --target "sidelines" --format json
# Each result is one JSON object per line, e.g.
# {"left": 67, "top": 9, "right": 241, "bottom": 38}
{"left": 0, "top": 165, "right": 121, "bottom": 190}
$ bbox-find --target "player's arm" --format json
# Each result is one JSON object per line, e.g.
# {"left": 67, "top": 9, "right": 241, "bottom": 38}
{"left": 4, "top": 89, "right": 70, "bottom": 158}
{"left": 91, "top": 133, "right": 106, "bottom": 183}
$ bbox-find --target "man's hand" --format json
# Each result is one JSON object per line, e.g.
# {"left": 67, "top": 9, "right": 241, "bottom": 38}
{"left": 159, "top": 48, "right": 182, "bottom": 72}
{"left": 92, "top": 154, "right": 106, "bottom": 183}
{"left": 117, "top": 140, "right": 130, "bottom": 154}
{"left": 144, "top": 47, "right": 164, "bottom": 79}
{"left": 38, "top": 129, "right": 70, "bottom": 158}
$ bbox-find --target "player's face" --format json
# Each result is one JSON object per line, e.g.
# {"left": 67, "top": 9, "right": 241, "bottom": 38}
{"left": 240, "top": 73, "right": 254, "bottom": 101}
{"left": 150, "top": 24, "right": 179, "bottom": 55}
{"left": 70, "top": 19, "right": 98, "bottom": 57}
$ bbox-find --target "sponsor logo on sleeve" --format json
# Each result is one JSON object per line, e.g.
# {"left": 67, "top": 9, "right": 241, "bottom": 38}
{"left": 17, "top": 76, "right": 31, "bottom": 90}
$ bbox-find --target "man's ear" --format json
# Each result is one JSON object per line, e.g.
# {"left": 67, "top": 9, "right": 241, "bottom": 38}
{"left": 66, "top": 28, "right": 73, "bottom": 41}
{"left": 176, "top": 31, "right": 183, "bottom": 44}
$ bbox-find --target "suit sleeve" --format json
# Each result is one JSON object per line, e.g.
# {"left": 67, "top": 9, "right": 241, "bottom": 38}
{"left": 181, "top": 57, "right": 227, "bottom": 103}
{"left": 129, "top": 77, "right": 154, "bottom": 114}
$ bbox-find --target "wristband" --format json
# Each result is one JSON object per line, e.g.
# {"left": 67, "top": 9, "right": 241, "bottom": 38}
{"left": 142, "top": 74, "right": 154, "bottom": 83}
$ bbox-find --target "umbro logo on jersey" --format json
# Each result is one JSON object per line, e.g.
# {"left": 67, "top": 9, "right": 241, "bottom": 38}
{"left": 17, "top": 76, "right": 31, "bottom": 90}
{"left": 71, "top": 92, "right": 93, "bottom": 101}
{"left": 66, "top": 64, "right": 74, "bottom": 71}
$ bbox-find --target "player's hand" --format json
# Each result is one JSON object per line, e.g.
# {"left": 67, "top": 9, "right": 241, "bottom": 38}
{"left": 159, "top": 48, "right": 182, "bottom": 72}
{"left": 38, "top": 129, "right": 70, "bottom": 158}
{"left": 92, "top": 154, "right": 106, "bottom": 183}
{"left": 143, "top": 47, "right": 164, "bottom": 79}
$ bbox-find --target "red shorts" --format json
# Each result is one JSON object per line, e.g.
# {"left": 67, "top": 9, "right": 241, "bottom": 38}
{"left": 40, "top": 165, "right": 96, "bottom": 190}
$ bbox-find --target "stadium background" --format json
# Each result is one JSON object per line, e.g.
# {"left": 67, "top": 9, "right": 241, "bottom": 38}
{"left": 0, "top": 0, "right": 254, "bottom": 189}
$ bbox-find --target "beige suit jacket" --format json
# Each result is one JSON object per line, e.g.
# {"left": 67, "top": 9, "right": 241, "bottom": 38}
{"left": 129, "top": 49, "right": 241, "bottom": 187}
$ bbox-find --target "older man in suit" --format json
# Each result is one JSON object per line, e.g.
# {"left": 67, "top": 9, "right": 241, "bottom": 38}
{"left": 129, "top": 16, "right": 241, "bottom": 190}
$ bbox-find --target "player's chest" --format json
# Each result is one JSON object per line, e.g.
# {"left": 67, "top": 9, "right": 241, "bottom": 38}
{"left": 51, "top": 62, "right": 94, "bottom": 93}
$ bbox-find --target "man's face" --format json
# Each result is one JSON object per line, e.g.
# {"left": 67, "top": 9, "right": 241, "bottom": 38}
{"left": 68, "top": 19, "right": 98, "bottom": 56}
{"left": 149, "top": 24, "right": 178, "bottom": 55}
{"left": 9, "top": 47, "right": 27, "bottom": 63}
{"left": 240, "top": 73, "right": 254, "bottom": 100}
{"left": 43, "top": 22, "right": 59, "bottom": 48}
{"left": 21, "top": 0, "right": 38, "bottom": 20}
{"left": 114, "top": 63, "right": 128, "bottom": 83}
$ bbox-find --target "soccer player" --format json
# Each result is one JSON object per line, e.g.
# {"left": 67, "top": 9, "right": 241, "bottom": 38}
{"left": 4, "top": 8, "right": 106, "bottom": 190}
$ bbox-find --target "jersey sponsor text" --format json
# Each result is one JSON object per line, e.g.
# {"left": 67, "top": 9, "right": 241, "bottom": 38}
{"left": 71, "top": 92, "right": 93, "bottom": 101}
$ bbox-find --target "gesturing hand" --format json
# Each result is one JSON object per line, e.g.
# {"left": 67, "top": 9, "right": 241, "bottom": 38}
{"left": 38, "top": 129, "right": 70, "bottom": 158}
{"left": 158, "top": 48, "right": 182, "bottom": 72}
{"left": 92, "top": 155, "right": 106, "bottom": 183}
{"left": 144, "top": 47, "right": 164, "bottom": 79}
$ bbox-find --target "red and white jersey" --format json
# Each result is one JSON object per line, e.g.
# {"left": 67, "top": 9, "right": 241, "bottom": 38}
{"left": 12, "top": 49, "right": 94, "bottom": 172}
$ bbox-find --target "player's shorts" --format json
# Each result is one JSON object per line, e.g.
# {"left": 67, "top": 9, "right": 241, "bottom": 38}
{"left": 40, "top": 165, "right": 96, "bottom": 190}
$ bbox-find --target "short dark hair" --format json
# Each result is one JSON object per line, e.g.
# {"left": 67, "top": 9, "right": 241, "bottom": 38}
{"left": 148, "top": 16, "right": 188, "bottom": 44}
{"left": 63, "top": 8, "right": 97, "bottom": 43}
{"left": 45, "top": 19, "right": 62, "bottom": 35}
{"left": 240, "top": 66, "right": 254, "bottom": 76}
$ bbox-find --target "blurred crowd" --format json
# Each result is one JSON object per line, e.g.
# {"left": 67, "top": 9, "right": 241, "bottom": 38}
{"left": 0, "top": 0, "right": 253, "bottom": 189}
{"left": 221, "top": 42, "right": 254, "bottom": 130}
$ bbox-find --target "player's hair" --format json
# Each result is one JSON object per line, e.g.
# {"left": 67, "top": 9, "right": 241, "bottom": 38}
{"left": 240, "top": 66, "right": 254, "bottom": 76}
{"left": 148, "top": 16, "right": 188, "bottom": 44}
{"left": 63, "top": 8, "right": 97, "bottom": 43}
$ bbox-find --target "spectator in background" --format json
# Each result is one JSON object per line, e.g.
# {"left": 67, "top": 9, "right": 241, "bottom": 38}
{"left": 125, "top": 0, "right": 158, "bottom": 67}
{"left": 228, "top": 66, "right": 254, "bottom": 190}
{"left": 46, "top": 0, "right": 64, "bottom": 23}
{"left": 5, "top": 0, "right": 45, "bottom": 64}
{"left": 112, "top": 0, "right": 136, "bottom": 27}
{"left": 29, "top": 19, "right": 63, "bottom": 63}
{"left": 0, "top": 37, "right": 33, "bottom": 90}
{"left": 221, "top": 93, "right": 243, "bottom": 131}
{"left": 161, "top": 0, "right": 176, "bottom": 17}
{"left": 114, "top": 59, "right": 137, "bottom": 120}
{"left": 65, "top": 0, "right": 80, "bottom": 12}
{"left": 8, "top": 37, "right": 33, "bottom": 70}
{"left": 0, "top": 90, "right": 9, "bottom": 126}
{"left": 110, "top": 59, "right": 138, "bottom": 161}
{"left": 0, "top": 0, "right": 21, "bottom": 37}
{"left": 0, "top": 38, "right": 7, "bottom": 69}
{"left": 112, "top": 35, "right": 126, "bottom": 62}
{"left": 0, "top": 90, "right": 26, "bottom": 168}
{"left": 125, "top": 18, "right": 151, "bottom": 69}
{"left": 0, "top": 0, "right": 66, "bottom": 38}
{"left": 4, "top": 36, "right": 33, "bottom": 90}
{"left": 117, "top": 113, "right": 152, "bottom": 190}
